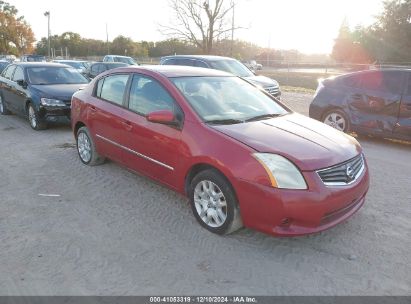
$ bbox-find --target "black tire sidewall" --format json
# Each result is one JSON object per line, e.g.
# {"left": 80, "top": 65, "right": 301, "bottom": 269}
{"left": 189, "top": 169, "right": 238, "bottom": 235}
{"left": 0, "top": 93, "right": 10, "bottom": 115}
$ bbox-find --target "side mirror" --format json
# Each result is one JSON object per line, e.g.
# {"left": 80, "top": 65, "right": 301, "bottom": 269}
{"left": 147, "top": 110, "right": 176, "bottom": 125}
{"left": 16, "top": 79, "right": 27, "bottom": 88}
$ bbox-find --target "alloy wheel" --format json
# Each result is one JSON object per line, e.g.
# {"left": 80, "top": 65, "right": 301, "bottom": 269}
{"left": 77, "top": 132, "right": 92, "bottom": 163}
{"left": 193, "top": 180, "right": 227, "bottom": 228}
{"left": 324, "top": 112, "right": 346, "bottom": 132}
{"left": 28, "top": 105, "right": 37, "bottom": 128}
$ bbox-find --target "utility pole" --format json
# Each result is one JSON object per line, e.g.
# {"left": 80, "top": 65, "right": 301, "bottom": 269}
{"left": 44, "top": 11, "right": 50, "bottom": 59}
{"left": 230, "top": 0, "right": 235, "bottom": 57}
{"left": 106, "top": 23, "right": 109, "bottom": 55}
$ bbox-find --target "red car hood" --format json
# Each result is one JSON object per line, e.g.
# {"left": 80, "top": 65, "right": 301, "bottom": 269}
{"left": 212, "top": 113, "right": 362, "bottom": 171}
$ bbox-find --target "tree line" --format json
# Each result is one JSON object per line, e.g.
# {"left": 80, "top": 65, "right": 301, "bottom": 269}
{"left": 332, "top": 0, "right": 411, "bottom": 64}
{"left": 1, "top": 0, "right": 409, "bottom": 65}
{"left": 0, "top": 1, "right": 35, "bottom": 55}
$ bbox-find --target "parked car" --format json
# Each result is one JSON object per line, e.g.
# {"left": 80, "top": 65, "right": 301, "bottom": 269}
{"left": 53, "top": 60, "right": 90, "bottom": 74}
{"left": 0, "top": 55, "right": 16, "bottom": 62}
{"left": 160, "top": 55, "right": 280, "bottom": 98}
{"left": 242, "top": 60, "right": 263, "bottom": 71}
{"left": 84, "top": 62, "right": 128, "bottom": 79}
{"left": 71, "top": 65, "right": 369, "bottom": 236}
{"left": 20, "top": 54, "right": 46, "bottom": 62}
{"left": 0, "top": 60, "right": 10, "bottom": 73}
{"left": 309, "top": 69, "right": 411, "bottom": 141}
{"left": 0, "top": 62, "right": 89, "bottom": 130}
{"left": 102, "top": 55, "right": 138, "bottom": 65}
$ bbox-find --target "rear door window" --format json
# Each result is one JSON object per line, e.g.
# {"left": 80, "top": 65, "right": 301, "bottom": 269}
{"left": 97, "top": 74, "right": 129, "bottom": 106}
{"left": 12, "top": 67, "right": 24, "bottom": 81}
{"left": 128, "top": 75, "right": 175, "bottom": 115}
{"left": 361, "top": 71, "right": 403, "bottom": 94}
{"left": 90, "top": 64, "right": 100, "bottom": 74}
{"left": 407, "top": 73, "right": 411, "bottom": 95}
{"left": 175, "top": 59, "right": 194, "bottom": 66}
{"left": 163, "top": 59, "right": 176, "bottom": 65}
{"left": 381, "top": 71, "right": 403, "bottom": 95}
{"left": 342, "top": 73, "right": 362, "bottom": 88}
{"left": 361, "top": 71, "right": 383, "bottom": 91}
{"left": 194, "top": 60, "right": 209, "bottom": 68}
{"left": 3, "top": 65, "right": 16, "bottom": 80}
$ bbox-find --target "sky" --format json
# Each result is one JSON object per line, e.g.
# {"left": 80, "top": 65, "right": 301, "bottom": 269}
{"left": 10, "top": 0, "right": 384, "bottom": 54}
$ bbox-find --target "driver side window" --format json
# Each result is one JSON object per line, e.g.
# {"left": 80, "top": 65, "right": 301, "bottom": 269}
{"left": 12, "top": 67, "right": 24, "bottom": 81}
{"left": 128, "top": 75, "right": 175, "bottom": 115}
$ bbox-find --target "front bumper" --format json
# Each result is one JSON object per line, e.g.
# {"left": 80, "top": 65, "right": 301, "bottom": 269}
{"left": 235, "top": 163, "right": 370, "bottom": 236}
{"left": 38, "top": 105, "right": 71, "bottom": 120}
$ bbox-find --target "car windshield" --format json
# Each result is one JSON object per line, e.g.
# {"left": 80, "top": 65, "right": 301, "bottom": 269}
{"left": 27, "top": 67, "right": 89, "bottom": 85}
{"left": 62, "top": 61, "right": 86, "bottom": 69}
{"left": 114, "top": 57, "right": 137, "bottom": 65}
{"left": 209, "top": 60, "right": 254, "bottom": 77}
{"left": 171, "top": 76, "right": 287, "bottom": 123}
{"left": 109, "top": 63, "right": 128, "bottom": 68}
{"left": 26, "top": 56, "right": 46, "bottom": 62}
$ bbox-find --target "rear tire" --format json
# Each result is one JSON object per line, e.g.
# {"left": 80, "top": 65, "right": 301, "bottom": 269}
{"left": 76, "top": 126, "right": 105, "bottom": 166}
{"left": 322, "top": 108, "right": 350, "bottom": 133}
{"left": 0, "top": 94, "right": 11, "bottom": 115}
{"left": 189, "top": 169, "right": 243, "bottom": 235}
{"left": 27, "top": 103, "right": 47, "bottom": 130}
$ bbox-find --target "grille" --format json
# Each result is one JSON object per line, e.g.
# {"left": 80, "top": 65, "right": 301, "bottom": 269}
{"left": 317, "top": 154, "right": 364, "bottom": 186}
{"left": 264, "top": 86, "right": 280, "bottom": 96}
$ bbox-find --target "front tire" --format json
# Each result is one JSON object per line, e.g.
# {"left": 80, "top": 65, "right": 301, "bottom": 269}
{"left": 189, "top": 169, "right": 243, "bottom": 235}
{"left": 76, "top": 126, "right": 105, "bottom": 166}
{"left": 322, "top": 109, "right": 350, "bottom": 133}
{"left": 0, "top": 94, "right": 11, "bottom": 115}
{"left": 27, "top": 103, "right": 47, "bottom": 130}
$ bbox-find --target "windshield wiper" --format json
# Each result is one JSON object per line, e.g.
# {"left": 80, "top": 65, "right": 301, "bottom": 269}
{"left": 205, "top": 119, "right": 244, "bottom": 125}
{"left": 245, "top": 113, "right": 283, "bottom": 122}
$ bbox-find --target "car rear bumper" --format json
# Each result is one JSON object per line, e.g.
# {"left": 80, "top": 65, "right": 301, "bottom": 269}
{"left": 235, "top": 163, "right": 370, "bottom": 236}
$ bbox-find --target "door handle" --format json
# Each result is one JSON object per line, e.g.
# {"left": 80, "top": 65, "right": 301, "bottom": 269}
{"left": 89, "top": 106, "right": 97, "bottom": 115}
{"left": 121, "top": 120, "right": 133, "bottom": 131}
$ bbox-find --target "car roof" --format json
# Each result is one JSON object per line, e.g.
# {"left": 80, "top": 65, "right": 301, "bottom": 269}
{"left": 104, "top": 55, "right": 133, "bottom": 59}
{"left": 334, "top": 68, "right": 411, "bottom": 80}
{"left": 93, "top": 62, "right": 128, "bottom": 66}
{"left": 161, "top": 55, "right": 237, "bottom": 62}
{"left": 23, "top": 54, "right": 45, "bottom": 57}
{"left": 10, "top": 62, "right": 70, "bottom": 68}
{"left": 108, "top": 65, "right": 234, "bottom": 78}
{"left": 55, "top": 60, "right": 87, "bottom": 62}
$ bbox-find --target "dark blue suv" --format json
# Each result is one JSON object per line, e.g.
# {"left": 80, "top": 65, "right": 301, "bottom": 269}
{"left": 309, "top": 69, "right": 411, "bottom": 141}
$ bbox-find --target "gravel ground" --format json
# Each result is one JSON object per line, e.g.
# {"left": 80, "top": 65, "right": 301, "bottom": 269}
{"left": 0, "top": 92, "right": 410, "bottom": 296}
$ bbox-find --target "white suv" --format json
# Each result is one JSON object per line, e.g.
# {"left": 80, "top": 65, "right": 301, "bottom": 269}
{"left": 102, "top": 55, "right": 138, "bottom": 65}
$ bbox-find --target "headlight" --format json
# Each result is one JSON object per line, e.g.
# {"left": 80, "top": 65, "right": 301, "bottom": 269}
{"left": 253, "top": 153, "right": 307, "bottom": 189}
{"left": 40, "top": 98, "right": 66, "bottom": 107}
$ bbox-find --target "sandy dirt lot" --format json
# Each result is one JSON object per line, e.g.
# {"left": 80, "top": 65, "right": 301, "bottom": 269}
{"left": 0, "top": 92, "right": 410, "bottom": 295}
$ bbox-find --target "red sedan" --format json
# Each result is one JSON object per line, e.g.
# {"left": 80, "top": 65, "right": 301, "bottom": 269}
{"left": 71, "top": 65, "right": 369, "bottom": 236}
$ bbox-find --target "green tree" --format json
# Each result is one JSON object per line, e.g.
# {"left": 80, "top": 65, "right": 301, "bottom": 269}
{"left": 332, "top": 0, "right": 411, "bottom": 64}
{"left": 0, "top": 1, "right": 35, "bottom": 55}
